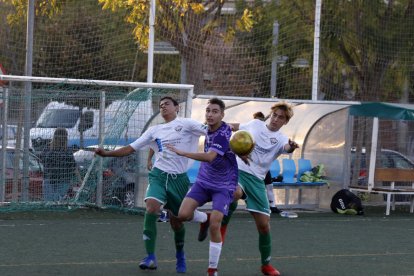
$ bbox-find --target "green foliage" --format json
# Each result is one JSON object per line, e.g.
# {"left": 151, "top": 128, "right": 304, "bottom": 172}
{"left": 1, "top": 0, "right": 64, "bottom": 25}
{"left": 320, "top": 0, "right": 414, "bottom": 101}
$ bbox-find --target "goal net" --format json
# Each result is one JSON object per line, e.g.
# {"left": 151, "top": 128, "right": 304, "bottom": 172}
{"left": 0, "top": 76, "right": 193, "bottom": 212}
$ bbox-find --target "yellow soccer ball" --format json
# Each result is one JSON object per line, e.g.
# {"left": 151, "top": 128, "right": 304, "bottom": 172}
{"left": 229, "top": 130, "right": 255, "bottom": 156}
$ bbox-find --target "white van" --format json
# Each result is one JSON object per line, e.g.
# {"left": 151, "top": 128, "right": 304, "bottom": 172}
{"left": 30, "top": 100, "right": 153, "bottom": 152}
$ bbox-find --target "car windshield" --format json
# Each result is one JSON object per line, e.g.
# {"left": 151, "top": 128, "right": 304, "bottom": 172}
{"left": 382, "top": 151, "right": 414, "bottom": 169}
{"left": 36, "top": 109, "right": 80, "bottom": 128}
{"left": 351, "top": 149, "right": 414, "bottom": 169}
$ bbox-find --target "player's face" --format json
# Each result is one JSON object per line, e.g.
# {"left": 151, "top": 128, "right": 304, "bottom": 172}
{"left": 159, "top": 99, "right": 179, "bottom": 119}
{"left": 205, "top": 103, "right": 224, "bottom": 129}
{"left": 267, "top": 109, "right": 288, "bottom": 131}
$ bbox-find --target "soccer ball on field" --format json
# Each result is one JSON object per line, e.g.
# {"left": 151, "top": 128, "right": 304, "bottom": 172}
{"left": 229, "top": 130, "right": 255, "bottom": 156}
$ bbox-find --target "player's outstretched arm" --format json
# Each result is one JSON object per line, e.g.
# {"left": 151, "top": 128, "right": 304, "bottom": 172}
{"left": 166, "top": 144, "right": 217, "bottom": 162}
{"left": 95, "top": 145, "right": 135, "bottom": 158}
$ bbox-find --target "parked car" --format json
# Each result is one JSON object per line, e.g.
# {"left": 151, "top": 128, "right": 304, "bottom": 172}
{"left": 1, "top": 146, "right": 44, "bottom": 201}
{"left": 73, "top": 146, "right": 139, "bottom": 208}
{"left": 351, "top": 148, "right": 414, "bottom": 183}
{"left": 0, "top": 125, "right": 31, "bottom": 148}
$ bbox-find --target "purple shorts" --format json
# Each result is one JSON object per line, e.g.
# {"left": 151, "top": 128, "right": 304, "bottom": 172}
{"left": 186, "top": 181, "right": 234, "bottom": 216}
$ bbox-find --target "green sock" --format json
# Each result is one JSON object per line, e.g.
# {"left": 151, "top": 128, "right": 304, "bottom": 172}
{"left": 174, "top": 224, "right": 186, "bottom": 252}
{"left": 143, "top": 212, "right": 158, "bottom": 254}
{"left": 222, "top": 200, "right": 238, "bottom": 226}
{"left": 259, "top": 232, "right": 272, "bottom": 265}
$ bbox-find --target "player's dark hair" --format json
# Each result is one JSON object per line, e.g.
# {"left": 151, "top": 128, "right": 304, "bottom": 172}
{"left": 160, "top": 96, "right": 179, "bottom": 106}
{"left": 253, "top": 111, "right": 265, "bottom": 120}
{"left": 208, "top": 97, "right": 225, "bottom": 111}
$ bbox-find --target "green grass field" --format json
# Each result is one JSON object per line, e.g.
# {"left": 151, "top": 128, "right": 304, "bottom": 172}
{"left": 0, "top": 206, "right": 413, "bottom": 276}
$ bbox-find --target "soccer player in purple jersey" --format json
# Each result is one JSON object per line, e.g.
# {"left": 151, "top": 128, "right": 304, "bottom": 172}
{"left": 167, "top": 98, "right": 238, "bottom": 276}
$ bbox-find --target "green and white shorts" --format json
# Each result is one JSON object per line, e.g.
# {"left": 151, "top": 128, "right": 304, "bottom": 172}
{"left": 146, "top": 167, "right": 190, "bottom": 216}
{"left": 238, "top": 170, "right": 271, "bottom": 216}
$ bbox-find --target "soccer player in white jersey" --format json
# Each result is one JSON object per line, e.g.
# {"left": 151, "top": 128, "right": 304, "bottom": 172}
{"left": 226, "top": 102, "right": 299, "bottom": 276}
{"left": 95, "top": 96, "right": 207, "bottom": 273}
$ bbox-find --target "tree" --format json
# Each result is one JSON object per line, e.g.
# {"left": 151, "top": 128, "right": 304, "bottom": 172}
{"left": 1, "top": 0, "right": 137, "bottom": 149}
{"left": 320, "top": 0, "right": 414, "bottom": 102}
{"left": 98, "top": 0, "right": 255, "bottom": 94}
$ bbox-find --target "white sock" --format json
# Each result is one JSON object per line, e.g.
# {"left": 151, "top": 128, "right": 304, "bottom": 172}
{"left": 190, "top": 209, "right": 207, "bottom": 223}
{"left": 209, "top": 241, "right": 222, "bottom": 269}
{"left": 266, "top": 184, "right": 276, "bottom": 207}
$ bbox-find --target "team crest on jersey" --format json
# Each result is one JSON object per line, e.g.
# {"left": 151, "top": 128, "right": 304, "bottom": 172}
{"left": 175, "top": 126, "right": 183, "bottom": 132}
{"left": 270, "top": 138, "right": 277, "bottom": 145}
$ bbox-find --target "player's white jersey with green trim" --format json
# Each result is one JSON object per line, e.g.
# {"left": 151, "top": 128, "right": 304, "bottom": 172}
{"left": 130, "top": 118, "right": 207, "bottom": 174}
{"left": 237, "top": 119, "right": 288, "bottom": 180}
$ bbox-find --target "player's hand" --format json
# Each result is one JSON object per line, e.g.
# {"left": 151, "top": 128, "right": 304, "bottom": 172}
{"left": 165, "top": 144, "right": 184, "bottom": 156}
{"left": 239, "top": 154, "right": 251, "bottom": 165}
{"left": 94, "top": 148, "right": 106, "bottom": 157}
{"left": 288, "top": 139, "right": 299, "bottom": 152}
{"left": 228, "top": 123, "right": 239, "bottom": 132}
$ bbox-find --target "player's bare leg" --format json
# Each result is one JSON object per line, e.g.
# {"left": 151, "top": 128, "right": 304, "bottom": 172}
{"left": 220, "top": 186, "right": 243, "bottom": 242}
{"left": 177, "top": 197, "right": 200, "bottom": 221}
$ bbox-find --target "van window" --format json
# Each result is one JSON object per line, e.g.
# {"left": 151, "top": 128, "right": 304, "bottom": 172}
{"left": 78, "top": 111, "right": 94, "bottom": 132}
{"left": 37, "top": 109, "right": 80, "bottom": 128}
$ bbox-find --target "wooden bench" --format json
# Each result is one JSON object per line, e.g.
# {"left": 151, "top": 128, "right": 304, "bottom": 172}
{"left": 349, "top": 168, "right": 414, "bottom": 215}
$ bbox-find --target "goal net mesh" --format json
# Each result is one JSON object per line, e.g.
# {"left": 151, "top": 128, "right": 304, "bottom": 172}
{"left": 0, "top": 78, "right": 191, "bottom": 212}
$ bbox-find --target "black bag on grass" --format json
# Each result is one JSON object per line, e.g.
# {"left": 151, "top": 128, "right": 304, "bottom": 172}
{"left": 330, "top": 189, "right": 364, "bottom": 215}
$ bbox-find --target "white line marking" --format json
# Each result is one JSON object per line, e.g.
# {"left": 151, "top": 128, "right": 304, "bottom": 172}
{"left": 0, "top": 252, "right": 412, "bottom": 267}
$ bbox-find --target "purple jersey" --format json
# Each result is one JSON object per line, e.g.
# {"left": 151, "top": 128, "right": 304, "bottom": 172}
{"left": 196, "top": 122, "right": 238, "bottom": 191}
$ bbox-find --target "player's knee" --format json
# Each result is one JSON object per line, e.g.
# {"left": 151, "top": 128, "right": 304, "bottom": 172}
{"left": 146, "top": 206, "right": 159, "bottom": 214}
{"left": 233, "top": 188, "right": 243, "bottom": 200}
{"left": 210, "top": 220, "right": 221, "bottom": 232}
{"left": 177, "top": 211, "right": 192, "bottom": 222}
{"left": 145, "top": 199, "right": 161, "bottom": 214}
{"left": 257, "top": 223, "right": 270, "bottom": 234}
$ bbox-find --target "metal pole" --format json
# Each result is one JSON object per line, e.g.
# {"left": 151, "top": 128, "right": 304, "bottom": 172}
{"left": 185, "top": 88, "right": 194, "bottom": 118}
{"left": 22, "top": 0, "right": 35, "bottom": 201}
{"left": 96, "top": 91, "right": 105, "bottom": 207}
{"left": 147, "top": 0, "right": 155, "bottom": 83}
{"left": 311, "top": 0, "right": 322, "bottom": 101}
{"left": 367, "top": 117, "right": 379, "bottom": 192}
{"left": 270, "top": 21, "right": 279, "bottom": 98}
{"left": 0, "top": 88, "right": 9, "bottom": 202}
{"left": 180, "top": 57, "right": 187, "bottom": 84}
{"left": 0, "top": 75, "right": 194, "bottom": 90}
